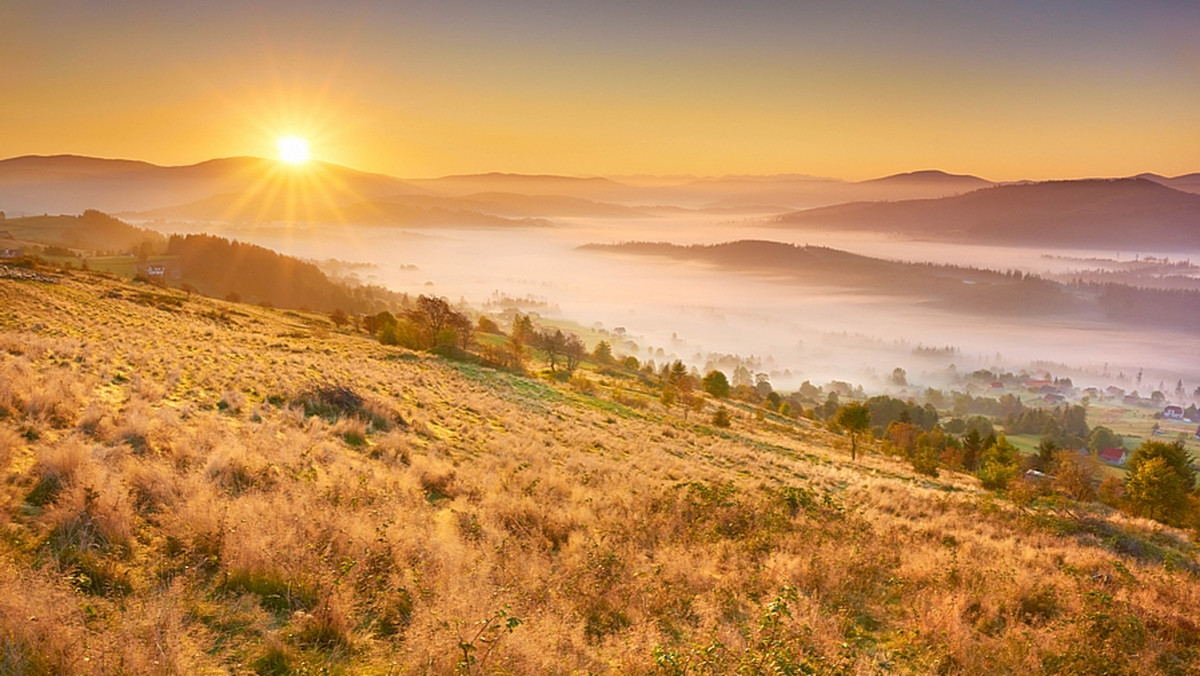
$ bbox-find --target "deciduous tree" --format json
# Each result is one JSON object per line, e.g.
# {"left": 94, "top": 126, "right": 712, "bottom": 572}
{"left": 1124, "top": 440, "right": 1195, "bottom": 525}
{"left": 835, "top": 402, "right": 870, "bottom": 461}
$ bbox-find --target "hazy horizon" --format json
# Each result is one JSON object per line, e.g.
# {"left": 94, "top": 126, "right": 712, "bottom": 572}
{"left": 5, "top": 2, "right": 1200, "bottom": 180}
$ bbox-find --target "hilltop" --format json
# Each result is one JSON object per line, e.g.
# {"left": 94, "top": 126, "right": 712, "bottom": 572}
{"left": 0, "top": 212, "right": 405, "bottom": 313}
{"left": 776, "top": 178, "right": 1200, "bottom": 249}
{"left": 2, "top": 266, "right": 1200, "bottom": 673}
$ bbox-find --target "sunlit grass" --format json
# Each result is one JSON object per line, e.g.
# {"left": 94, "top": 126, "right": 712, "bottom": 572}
{"left": 1, "top": 268, "right": 1199, "bottom": 673}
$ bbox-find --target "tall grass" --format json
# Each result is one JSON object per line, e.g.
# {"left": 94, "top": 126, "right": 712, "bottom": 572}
{"left": 0, "top": 269, "right": 1198, "bottom": 673}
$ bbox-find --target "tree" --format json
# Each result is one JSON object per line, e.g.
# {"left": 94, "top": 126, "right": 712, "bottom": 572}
{"left": 732, "top": 365, "right": 753, "bottom": 388}
{"left": 406, "top": 295, "right": 469, "bottom": 348}
{"left": 536, "top": 329, "right": 567, "bottom": 372}
{"left": 511, "top": 314, "right": 535, "bottom": 343}
{"left": 329, "top": 308, "right": 349, "bottom": 328}
{"left": 1052, "top": 450, "right": 1097, "bottom": 502}
{"left": 835, "top": 402, "right": 871, "bottom": 461}
{"left": 978, "top": 435, "right": 1019, "bottom": 490}
{"left": 961, "top": 428, "right": 984, "bottom": 471}
{"left": 755, "top": 373, "right": 773, "bottom": 398}
{"left": 363, "top": 311, "right": 396, "bottom": 336}
{"left": 890, "top": 367, "right": 907, "bottom": 387}
{"left": 702, "top": 370, "right": 731, "bottom": 398}
{"left": 712, "top": 407, "right": 732, "bottom": 428}
{"left": 563, "top": 333, "right": 587, "bottom": 375}
{"left": 1087, "top": 426, "right": 1124, "bottom": 453}
{"left": 670, "top": 360, "right": 688, "bottom": 383}
{"left": 592, "top": 340, "right": 613, "bottom": 365}
{"left": 1123, "top": 440, "right": 1195, "bottom": 525}
{"left": 1126, "top": 457, "right": 1189, "bottom": 524}
{"left": 822, "top": 392, "right": 840, "bottom": 420}
{"left": 1035, "top": 438, "right": 1058, "bottom": 471}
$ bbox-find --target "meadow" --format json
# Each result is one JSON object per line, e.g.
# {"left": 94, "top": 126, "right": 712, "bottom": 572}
{"left": 3, "top": 267, "right": 1200, "bottom": 674}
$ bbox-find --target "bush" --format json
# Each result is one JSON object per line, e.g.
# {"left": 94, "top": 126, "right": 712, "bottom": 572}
{"left": 570, "top": 374, "right": 597, "bottom": 394}
{"left": 712, "top": 407, "right": 732, "bottom": 428}
{"left": 296, "top": 385, "right": 399, "bottom": 431}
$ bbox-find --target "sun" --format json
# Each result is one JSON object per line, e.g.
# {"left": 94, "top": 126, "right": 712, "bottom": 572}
{"left": 277, "top": 136, "right": 311, "bottom": 165}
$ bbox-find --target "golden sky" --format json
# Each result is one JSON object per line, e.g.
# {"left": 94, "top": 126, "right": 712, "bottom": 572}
{"left": 2, "top": 1, "right": 1198, "bottom": 181}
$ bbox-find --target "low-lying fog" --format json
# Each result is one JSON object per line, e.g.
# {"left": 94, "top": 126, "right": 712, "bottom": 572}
{"left": 147, "top": 215, "right": 1200, "bottom": 396}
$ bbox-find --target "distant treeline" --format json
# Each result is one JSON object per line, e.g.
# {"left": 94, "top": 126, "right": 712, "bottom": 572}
{"left": 1072, "top": 281, "right": 1200, "bottom": 332}
{"left": 166, "top": 233, "right": 405, "bottom": 313}
{"left": 585, "top": 239, "right": 1200, "bottom": 331}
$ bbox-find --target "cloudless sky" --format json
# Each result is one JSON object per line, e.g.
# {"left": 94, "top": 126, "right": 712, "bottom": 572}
{"left": 2, "top": 0, "right": 1198, "bottom": 179}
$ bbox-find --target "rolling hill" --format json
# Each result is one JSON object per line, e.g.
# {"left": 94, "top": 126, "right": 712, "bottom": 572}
{"left": 775, "top": 178, "right": 1200, "bottom": 249}
{"left": 2, "top": 265, "right": 1199, "bottom": 673}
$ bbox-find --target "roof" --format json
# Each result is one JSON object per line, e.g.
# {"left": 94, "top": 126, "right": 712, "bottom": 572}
{"left": 1099, "top": 447, "right": 1126, "bottom": 463}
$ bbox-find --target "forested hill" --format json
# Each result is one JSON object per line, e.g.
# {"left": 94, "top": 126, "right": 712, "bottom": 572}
{"left": 583, "top": 240, "right": 1200, "bottom": 331}
{"left": 1, "top": 210, "right": 165, "bottom": 253}
{"left": 166, "top": 233, "right": 403, "bottom": 313}
{"left": 774, "top": 178, "right": 1200, "bottom": 249}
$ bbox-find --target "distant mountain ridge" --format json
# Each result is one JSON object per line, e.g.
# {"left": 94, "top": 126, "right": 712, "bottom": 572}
{"left": 583, "top": 239, "right": 1200, "bottom": 332}
{"left": 3, "top": 154, "right": 1198, "bottom": 225}
{"left": 776, "top": 178, "right": 1200, "bottom": 249}
{"left": 0, "top": 155, "right": 424, "bottom": 215}
{"left": 862, "top": 169, "right": 992, "bottom": 187}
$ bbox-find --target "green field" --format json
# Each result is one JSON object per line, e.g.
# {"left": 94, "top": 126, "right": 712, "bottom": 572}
{"left": 1090, "top": 402, "right": 1200, "bottom": 455}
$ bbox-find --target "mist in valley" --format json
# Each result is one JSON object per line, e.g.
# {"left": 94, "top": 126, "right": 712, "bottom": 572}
{"left": 138, "top": 213, "right": 1200, "bottom": 398}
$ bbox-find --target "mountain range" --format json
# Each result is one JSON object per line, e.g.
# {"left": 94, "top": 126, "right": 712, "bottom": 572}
{"left": 3, "top": 156, "right": 1199, "bottom": 246}
{"left": 776, "top": 178, "right": 1200, "bottom": 249}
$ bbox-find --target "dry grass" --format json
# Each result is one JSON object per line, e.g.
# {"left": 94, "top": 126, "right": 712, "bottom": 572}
{"left": 1, "top": 270, "right": 1199, "bottom": 674}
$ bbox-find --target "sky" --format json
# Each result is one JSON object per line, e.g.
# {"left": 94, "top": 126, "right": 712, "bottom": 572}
{"left": 2, "top": 0, "right": 1198, "bottom": 180}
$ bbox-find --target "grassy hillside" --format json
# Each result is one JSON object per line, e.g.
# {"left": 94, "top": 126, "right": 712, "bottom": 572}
{"left": 3, "top": 268, "right": 1200, "bottom": 674}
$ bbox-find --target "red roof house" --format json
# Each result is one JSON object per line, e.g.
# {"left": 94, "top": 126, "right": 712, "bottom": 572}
{"left": 1099, "top": 447, "right": 1128, "bottom": 465}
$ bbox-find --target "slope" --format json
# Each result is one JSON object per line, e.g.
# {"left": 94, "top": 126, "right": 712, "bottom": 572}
{"left": 1, "top": 268, "right": 1198, "bottom": 674}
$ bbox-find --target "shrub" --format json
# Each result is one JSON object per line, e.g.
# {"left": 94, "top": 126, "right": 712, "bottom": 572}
{"left": 296, "top": 384, "right": 398, "bottom": 430}
{"left": 712, "top": 407, "right": 732, "bottom": 428}
{"left": 569, "top": 374, "right": 596, "bottom": 394}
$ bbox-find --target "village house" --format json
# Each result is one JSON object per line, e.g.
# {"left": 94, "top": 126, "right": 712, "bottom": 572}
{"left": 1099, "top": 447, "right": 1128, "bottom": 465}
{"left": 137, "top": 261, "right": 180, "bottom": 280}
{"left": 0, "top": 247, "right": 24, "bottom": 259}
{"left": 1163, "top": 405, "right": 1185, "bottom": 420}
